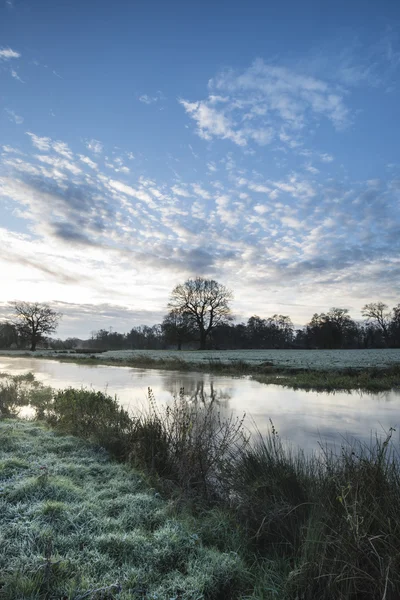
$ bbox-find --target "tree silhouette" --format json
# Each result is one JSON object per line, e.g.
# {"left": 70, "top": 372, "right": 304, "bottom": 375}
{"left": 168, "top": 277, "right": 233, "bottom": 350}
{"left": 11, "top": 302, "right": 62, "bottom": 351}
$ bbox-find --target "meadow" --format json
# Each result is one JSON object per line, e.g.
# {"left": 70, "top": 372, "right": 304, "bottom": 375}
{"left": 2, "top": 347, "right": 400, "bottom": 370}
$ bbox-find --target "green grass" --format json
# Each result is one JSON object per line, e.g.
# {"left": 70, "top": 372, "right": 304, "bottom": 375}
{"left": 0, "top": 420, "right": 248, "bottom": 599}
{"left": 253, "top": 363, "right": 400, "bottom": 391}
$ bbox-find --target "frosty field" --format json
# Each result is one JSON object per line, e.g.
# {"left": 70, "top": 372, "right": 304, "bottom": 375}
{"left": 2, "top": 348, "right": 400, "bottom": 370}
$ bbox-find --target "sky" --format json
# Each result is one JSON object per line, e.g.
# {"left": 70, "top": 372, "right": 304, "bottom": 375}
{"left": 0, "top": 0, "right": 400, "bottom": 337}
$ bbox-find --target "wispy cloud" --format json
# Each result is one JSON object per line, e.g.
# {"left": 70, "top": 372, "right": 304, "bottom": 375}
{"left": 138, "top": 91, "right": 165, "bottom": 104}
{"left": 26, "top": 132, "right": 51, "bottom": 151}
{"left": 179, "top": 99, "right": 247, "bottom": 146}
{"left": 171, "top": 184, "right": 192, "bottom": 197}
{"left": 11, "top": 69, "right": 24, "bottom": 83}
{"left": 85, "top": 139, "right": 103, "bottom": 154}
{"left": 1, "top": 129, "right": 400, "bottom": 325}
{"left": 5, "top": 109, "right": 23, "bottom": 124}
{"left": 0, "top": 47, "right": 20, "bottom": 60}
{"left": 78, "top": 155, "right": 98, "bottom": 170}
{"left": 180, "top": 59, "right": 351, "bottom": 150}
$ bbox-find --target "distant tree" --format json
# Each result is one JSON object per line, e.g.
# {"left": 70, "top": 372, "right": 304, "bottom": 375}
{"left": 390, "top": 304, "right": 400, "bottom": 347}
{"left": 0, "top": 322, "right": 19, "bottom": 349}
{"left": 362, "top": 302, "right": 392, "bottom": 346}
{"left": 125, "top": 325, "right": 163, "bottom": 350}
{"left": 266, "top": 314, "right": 294, "bottom": 347}
{"left": 161, "top": 310, "right": 194, "bottom": 350}
{"left": 168, "top": 277, "right": 233, "bottom": 350}
{"left": 325, "top": 308, "right": 357, "bottom": 348}
{"left": 64, "top": 337, "right": 82, "bottom": 349}
{"left": 305, "top": 308, "right": 357, "bottom": 349}
{"left": 246, "top": 314, "right": 293, "bottom": 348}
{"left": 246, "top": 316, "right": 267, "bottom": 348}
{"left": 10, "top": 302, "right": 62, "bottom": 351}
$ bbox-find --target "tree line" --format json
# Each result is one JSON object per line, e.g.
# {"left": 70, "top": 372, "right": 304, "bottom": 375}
{"left": 1, "top": 279, "right": 400, "bottom": 351}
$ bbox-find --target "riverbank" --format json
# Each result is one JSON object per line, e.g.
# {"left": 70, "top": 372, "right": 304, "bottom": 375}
{"left": 1, "top": 349, "right": 400, "bottom": 391}
{"left": 0, "top": 419, "right": 246, "bottom": 599}
{"left": 2, "top": 375, "right": 400, "bottom": 599}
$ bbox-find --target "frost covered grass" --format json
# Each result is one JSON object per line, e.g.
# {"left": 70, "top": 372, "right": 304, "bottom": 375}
{"left": 2, "top": 347, "right": 400, "bottom": 370}
{"left": 0, "top": 420, "right": 247, "bottom": 599}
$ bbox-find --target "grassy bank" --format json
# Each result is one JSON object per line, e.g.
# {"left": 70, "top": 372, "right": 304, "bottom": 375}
{"left": 0, "top": 419, "right": 247, "bottom": 599}
{"left": 253, "top": 363, "right": 400, "bottom": 391}
{"left": 2, "top": 373, "right": 400, "bottom": 598}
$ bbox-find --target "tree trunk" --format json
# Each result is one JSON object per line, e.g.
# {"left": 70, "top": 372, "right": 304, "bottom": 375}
{"left": 30, "top": 340, "right": 36, "bottom": 351}
{"left": 199, "top": 330, "right": 207, "bottom": 350}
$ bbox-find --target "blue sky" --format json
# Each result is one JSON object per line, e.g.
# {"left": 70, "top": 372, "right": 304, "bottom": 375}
{"left": 0, "top": 0, "right": 399, "bottom": 337}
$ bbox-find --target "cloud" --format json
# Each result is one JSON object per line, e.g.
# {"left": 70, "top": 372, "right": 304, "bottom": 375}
{"left": 139, "top": 95, "right": 157, "bottom": 104}
{"left": 171, "top": 184, "right": 192, "bottom": 198}
{"left": 138, "top": 91, "right": 165, "bottom": 104}
{"left": 179, "top": 99, "right": 247, "bottom": 146}
{"left": 0, "top": 47, "right": 20, "bottom": 60}
{"left": 85, "top": 139, "right": 103, "bottom": 154}
{"left": 0, "top": 172, "right": 114, "bottom": 250}
{"left": 26, "top": 132, "right": 51, "bottom": 151}
{"left": 79, "top": 155, "right": 98, "bottom": 170}
{"left": 192, "top": 184, "right": 211, "bottom": 199}
{"left": 180, "top": 59, "right": 351, "bottom": 151}
{"left": 52, "top": 141, "right": 73, "bottom": 159}
{"left": 303, "top": 30, "right": 400, "bottom": 91}
{"left": 2, "top": 145, "right": 22, "bottom": 154}
{"left": 107, "top": 178, "right": 156, "bottom": 208}
{"left": 35, "top": 154, "right": 82, "bottom": 176}
{"left": 305, "top": 164, "right": 319, "bottom": 174}
{"left": 11, "top": 69, "right": 24, "bottom": 83}
{"left": 0, "top": 243, "right": 83, "bottom": 285}
{"left": 320, "top": 153, "right": 334, "bottom": 163}
{"left": 5, "top": 109, "right": 23, "bottom": 124}
{"left": 1, "top": 123, "right": 400, "bottom": 331}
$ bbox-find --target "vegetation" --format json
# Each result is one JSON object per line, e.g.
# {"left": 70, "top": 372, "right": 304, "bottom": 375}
{"left": 253, "top": 363, "right": 400, "bottom": 391}
{"left": 168, "top": 277, "right": 234, "bottom": 350}
{"left": 8, "top": 301, "right": 62, "bottom": 351}
{"left": 2, "top": 375, "right": 400, "bottom": 598}
{"left": 0, "top": 419, "right": 246, "bottom": 599}
{"left": 1, "top": 295, "right": 400, "bottom": 352}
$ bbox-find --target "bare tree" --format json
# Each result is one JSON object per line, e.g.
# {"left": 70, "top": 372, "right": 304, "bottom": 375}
{"left": 362, "top": 302, "right": 392, "bottom": 345}
{"left": 168, "top": 278, "right": 233, "bottom": 350}
{"left": 10, "top": 302, "right": 62, "bottom": 351}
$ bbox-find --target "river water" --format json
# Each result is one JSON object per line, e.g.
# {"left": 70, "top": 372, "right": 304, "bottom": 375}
{"left": 1, "top": 356, "right": 399, "bottom": 452}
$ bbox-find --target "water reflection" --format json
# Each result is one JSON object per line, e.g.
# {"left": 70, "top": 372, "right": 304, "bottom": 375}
{"left": 0, "top": 357, "right": 399, "bottom": 452}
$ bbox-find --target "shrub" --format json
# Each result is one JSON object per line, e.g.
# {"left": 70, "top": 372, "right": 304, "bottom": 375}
{"left": 48, "top": 388, "right": 134, "bottom": 458}
{"left": 130, "top": 388, "right": 247, "bottom": 501}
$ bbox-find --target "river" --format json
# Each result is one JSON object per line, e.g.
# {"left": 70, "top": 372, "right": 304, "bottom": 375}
{"left": 1, "top": 356, "right": 399, "bottom": 451}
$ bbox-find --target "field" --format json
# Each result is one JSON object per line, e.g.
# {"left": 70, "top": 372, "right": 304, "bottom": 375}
{"left": 2, "top": 347, "right": 400, "bottom": 370}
